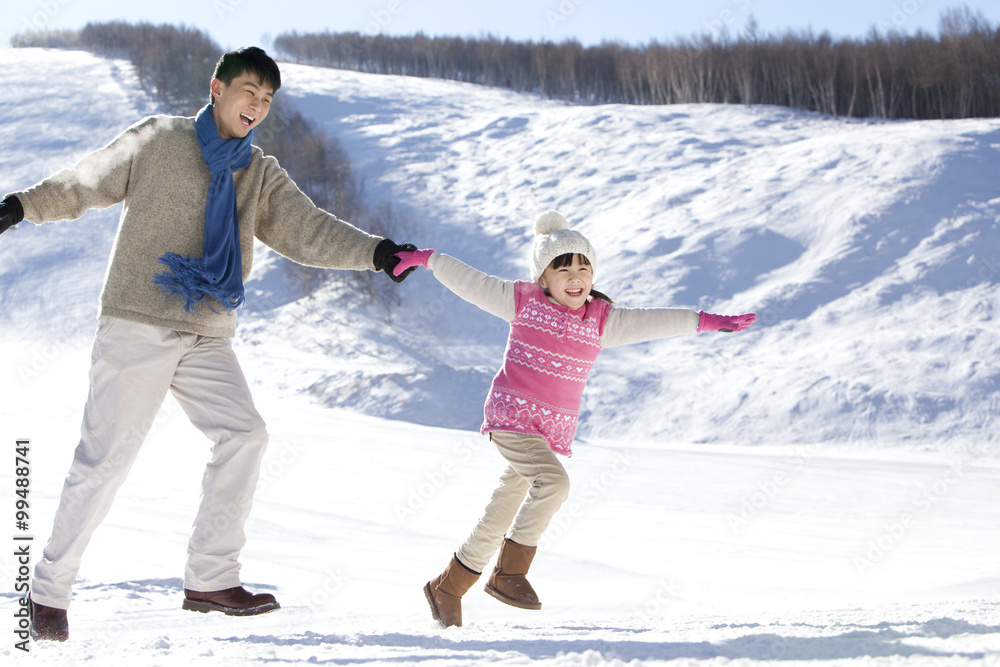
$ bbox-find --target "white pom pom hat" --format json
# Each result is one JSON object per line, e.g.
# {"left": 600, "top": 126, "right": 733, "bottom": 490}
{"left": 530, "top": 210, "right": 597, "bottom": 280}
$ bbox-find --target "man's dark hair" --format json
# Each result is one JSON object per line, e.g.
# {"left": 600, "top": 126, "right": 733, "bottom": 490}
{"left": 209, "top": 46, "right": 281, "bottom": 103}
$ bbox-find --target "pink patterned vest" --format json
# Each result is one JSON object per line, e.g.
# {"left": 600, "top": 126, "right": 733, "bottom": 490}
{"left": 481, "top": 281, "right": 612, "bottom": 456}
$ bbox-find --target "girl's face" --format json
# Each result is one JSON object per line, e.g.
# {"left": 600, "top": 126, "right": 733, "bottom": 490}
{"left": 539, "top": 254, "right": 593, "bottom": 309}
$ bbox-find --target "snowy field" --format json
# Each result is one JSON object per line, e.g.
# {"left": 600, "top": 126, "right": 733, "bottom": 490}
{"left": 0, "top": 48, "right": 998, "bottom": 665}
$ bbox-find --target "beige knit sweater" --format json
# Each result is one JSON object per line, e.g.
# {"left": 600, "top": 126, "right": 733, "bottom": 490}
{"left": 12, "top": 114, "right": 382, "bottom": 338}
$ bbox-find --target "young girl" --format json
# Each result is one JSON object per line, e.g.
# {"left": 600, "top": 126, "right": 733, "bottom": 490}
{"left": 393, "top": 210, "right": 755, "bottom": 627}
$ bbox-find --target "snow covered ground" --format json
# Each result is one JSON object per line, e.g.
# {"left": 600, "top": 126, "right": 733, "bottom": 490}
{"left": 0, "top": 48, "right": 998, "bottom": 665}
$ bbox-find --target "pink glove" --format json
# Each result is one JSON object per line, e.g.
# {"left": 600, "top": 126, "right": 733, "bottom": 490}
{"left": 392, "top": 248, "right": 436, "bottom": 276}
{"left": 697, "top": 311, "right": 756, "bottom": 333}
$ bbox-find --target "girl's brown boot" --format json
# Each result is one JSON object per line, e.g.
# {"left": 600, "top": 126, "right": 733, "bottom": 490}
{"left": 484, "top": 538, "right": 542, "bottom": 610}
{"left": 424, "top": 554, "right": 481, "bottom": 627}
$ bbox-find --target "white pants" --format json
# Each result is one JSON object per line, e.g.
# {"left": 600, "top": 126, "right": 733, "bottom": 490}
{"left": 456, "top": 431, "right": 571, "bottom": 573}
{"left": 32, "top": 317, "right": 268, "bottom": 610}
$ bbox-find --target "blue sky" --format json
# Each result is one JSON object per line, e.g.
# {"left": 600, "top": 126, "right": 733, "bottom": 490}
{"left": 6, "top": 0, "right": 1000, "bottom": 52}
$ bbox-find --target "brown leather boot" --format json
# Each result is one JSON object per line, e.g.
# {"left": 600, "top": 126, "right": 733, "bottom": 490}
{"left": 182, "top": 586, "right": 280, "bottom": 616}
{"left": 485, "top": 538, "right": 542, "bottom": 610}
{"left": 424, "top": 554, "right": 481, "bottom": 627}
{"left": 29, "top": 595, "right": 69, "bottom": 642}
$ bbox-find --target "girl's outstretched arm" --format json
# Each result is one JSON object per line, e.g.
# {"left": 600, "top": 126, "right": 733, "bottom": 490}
{"left": 394, "top": 248, "right": 516, "bottom": 321}
{"left": 601, "top": 307, "right": 700, "bottom": 348}
{"left": 601, "top": 308, "right": 756, "bottom": 347}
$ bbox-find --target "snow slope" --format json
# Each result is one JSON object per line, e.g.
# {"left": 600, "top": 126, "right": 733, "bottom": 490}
{"left": 0, "top": 48, "right": 998, "bottom": 666}
{"left": 274, "top": 61, "right": 1000, "bottom": 452}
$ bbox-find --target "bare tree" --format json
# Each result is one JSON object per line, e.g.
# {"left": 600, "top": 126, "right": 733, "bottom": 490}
{"left": 262, "top": 12, "right": 1000, "bottom": 120}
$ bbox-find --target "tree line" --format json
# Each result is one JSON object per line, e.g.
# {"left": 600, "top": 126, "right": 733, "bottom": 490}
{"left": 272, "top": 5, "right": 1000, "bottom": 119}
{"left": 12, "top": 21, "right": 407, "bottom": 315}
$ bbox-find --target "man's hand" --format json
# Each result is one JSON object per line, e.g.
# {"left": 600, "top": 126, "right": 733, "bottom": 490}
{"left": 373, "top": 239, "right": 418, "bottom": 282}
{"left": 697, "top": 311, "right": 757, "bottom": 333}
{"left": 0, "top": 196, "right": 24, "bottom": 235}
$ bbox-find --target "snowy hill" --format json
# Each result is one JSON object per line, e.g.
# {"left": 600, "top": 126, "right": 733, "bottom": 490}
{"left": 0, "top": 48, "right": 998, "bottom": 666}
{"left": 274, "top": 62, "right": 1000, "bottom": 453}
{"left": 3, "top": 49, "right": 999, "bottom": 452}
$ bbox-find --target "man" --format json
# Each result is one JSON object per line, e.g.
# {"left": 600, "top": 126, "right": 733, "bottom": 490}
{"left": 0, "top": 46, "right": 414, "bottom": 641}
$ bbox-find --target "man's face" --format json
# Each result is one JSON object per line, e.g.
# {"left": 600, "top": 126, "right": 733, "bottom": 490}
{"left": 210, "top": 72, "right": 273, "bottom": 140}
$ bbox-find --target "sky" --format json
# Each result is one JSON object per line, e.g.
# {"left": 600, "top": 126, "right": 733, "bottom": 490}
{"left": 5, "top": 0, "right": 1000, "bottom": 53}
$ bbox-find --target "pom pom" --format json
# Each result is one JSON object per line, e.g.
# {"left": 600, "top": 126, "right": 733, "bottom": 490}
{"left": 535, "top": 210, "right": 569, "bottom": 235}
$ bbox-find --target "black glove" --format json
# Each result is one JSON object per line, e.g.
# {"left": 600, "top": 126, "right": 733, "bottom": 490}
{"left": 0, "top": 195, "right": 24, "bottom": 235}
{"left": 373, "top": 238, "right": 418, "bottom": 283}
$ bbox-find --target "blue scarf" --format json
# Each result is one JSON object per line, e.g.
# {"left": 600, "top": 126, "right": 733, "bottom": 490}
{"left": 154, "top": 104, "right": 253, "bottom": 313}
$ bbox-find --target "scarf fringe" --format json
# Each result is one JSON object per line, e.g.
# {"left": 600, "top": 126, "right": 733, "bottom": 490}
{"left": 154, "top": 252, "right": 244, "bottom": 314}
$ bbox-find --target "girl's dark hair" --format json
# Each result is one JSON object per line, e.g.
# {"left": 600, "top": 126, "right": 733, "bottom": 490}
{"left": 209, "top": 46, "right": 282, "bottom": 103}
{"left": 547, "top": 253, "right": 614, "bottom": 305}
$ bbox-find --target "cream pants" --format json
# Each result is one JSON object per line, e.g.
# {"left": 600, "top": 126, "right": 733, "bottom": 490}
{"left": 456, "top": 431, "right": 570, "bottom": 573}
{"left": 32, "top": 317, "right": 268, "bottom": 609}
